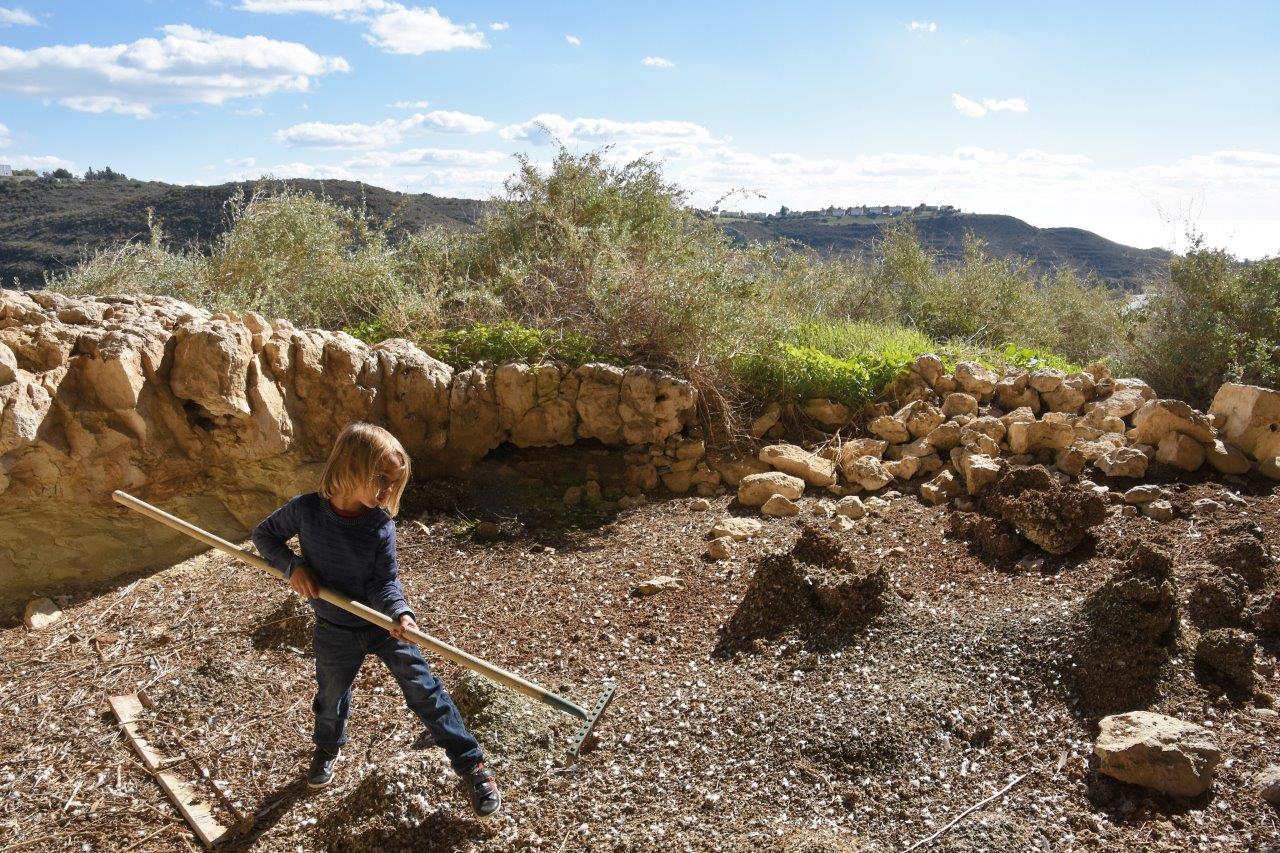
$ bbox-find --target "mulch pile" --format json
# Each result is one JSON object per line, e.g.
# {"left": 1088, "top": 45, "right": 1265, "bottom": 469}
{"left": 1, "top": 449, "right": 1279, "bottom": 852}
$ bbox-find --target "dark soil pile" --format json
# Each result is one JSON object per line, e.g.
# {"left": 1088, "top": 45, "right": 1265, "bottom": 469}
{"left": 1191, "top": 519, "right": 1274, "bottom": 589}
{"left": 950, "top": 465, "right": 1108, "bottom": 557}
{"left": 716, "top": 526, "right": 890, "bottom": 653}
{"left": 1073, "top": 541, "right": 1180, "bottom": 715}
{"left": 1186, "top": 567, "right": 1249, "bottom": 629}
{"left": 1194, "top": 628, "right": 1258, "bottom": 694}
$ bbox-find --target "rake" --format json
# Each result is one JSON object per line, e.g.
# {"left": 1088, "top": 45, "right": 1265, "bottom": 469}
{"left": 111, "top": 490, "right": 616, "bottom": 758}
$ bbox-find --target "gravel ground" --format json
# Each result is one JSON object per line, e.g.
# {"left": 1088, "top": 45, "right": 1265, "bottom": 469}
{"left": 1, "top": 449, "right": 1278, "bottom": 852}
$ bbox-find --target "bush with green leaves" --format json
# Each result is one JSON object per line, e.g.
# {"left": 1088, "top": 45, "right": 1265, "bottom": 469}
{"left": 49, "top": 146, "right": 1177, "bottom": 422}
{"left": 1124, "top": 237, "right": 1280, "bottom": 404}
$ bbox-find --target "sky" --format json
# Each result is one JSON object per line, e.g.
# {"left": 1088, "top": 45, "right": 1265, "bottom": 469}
{"left": 0, "top": 1, "right": 1277, "bottom": 257}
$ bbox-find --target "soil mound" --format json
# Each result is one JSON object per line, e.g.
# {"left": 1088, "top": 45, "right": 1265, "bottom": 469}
{"left": 716, "top": 526, "right": 890, "bottom": 653}
{"left": 1200, "top": 520, "right": 1273, "bottom": 589}
{"left": 1186, "top": 567, "right": 1249, "bottom": 629}
{"left": 950, "top": 465, "right": 1107, "bottom": 557}
{"left": 1072, "top": 541, "right": 1179, "bottom": 716}
{"left": 250, "top": 594, "right": 313, "bottom": 652}
{"left": 1194, "top": 628, "right": 1258, "bottom": 694}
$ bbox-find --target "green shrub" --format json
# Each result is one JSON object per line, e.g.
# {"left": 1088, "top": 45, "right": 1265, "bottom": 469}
{"left": 424, "top": 321, "right": 604, "bottom": 367}
{"left": 1123, "top": 238, "right": 1280, "bottom": 404}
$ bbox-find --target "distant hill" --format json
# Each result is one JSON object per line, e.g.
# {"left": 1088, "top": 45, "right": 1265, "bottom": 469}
{"left": 717, "top": 211, "right": 1171, "bottom": 290}
{"left": 1, "top": 177, "right": 1168, "bottom": 290}
{"left": 0, "top": 178, "right": 484, "bottom": 288}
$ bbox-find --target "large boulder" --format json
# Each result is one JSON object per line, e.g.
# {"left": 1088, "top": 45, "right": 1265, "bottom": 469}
{"left": 895, "top": 400, "right": 945, "bottom": 439}
{"left": 1204, "top": 439, "right": 1252, "bottom": 475}
{"left": 1209, "top": 382, "right": 1280, "bottom": 462}
{"left": 1095, "top": 712, "right": 1223, "bottom": 798}
{"left": 738, "top": 471, "right": 806, "bottom": 507}
{"left": 759, "top": 444, "right": 838, "bottom": 487}
{"left": 1131, "top": 399, "right": 1215, "bottom": 446}
{"left": 802, "top": 398, "right": 851, "bottom": 429}
{"left": 868, "top": 415, "right": 910, "bottom": 444}
{"left": 845, "top": 455, "right": 892, "bottom": 491}
{"left": 495, "top": 362, "right": 577, "bottom": 447}
{"left": 169, "top": 318, "right": 255, "bottom": 418}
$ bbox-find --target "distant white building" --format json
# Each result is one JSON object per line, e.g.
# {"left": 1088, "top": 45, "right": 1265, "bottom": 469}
{"left": 0, "top": 164, "right": 11, "bottom": 178}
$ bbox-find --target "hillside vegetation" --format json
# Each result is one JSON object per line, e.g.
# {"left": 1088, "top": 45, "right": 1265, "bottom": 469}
{"left": 6, "top": 172, "right": 1167, "bottom": 291}
{"left": 46, "top": 148, "right": 1279, "bottom": 424}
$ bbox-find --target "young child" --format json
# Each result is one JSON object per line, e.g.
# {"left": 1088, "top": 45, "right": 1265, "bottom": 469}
{"left": 251, "top": 422, "right": 501, "bottom": 818}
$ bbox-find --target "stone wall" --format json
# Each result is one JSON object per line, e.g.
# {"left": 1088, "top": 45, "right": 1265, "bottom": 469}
{"left": 0, "top": 290, "right": 698, "bottom": 601}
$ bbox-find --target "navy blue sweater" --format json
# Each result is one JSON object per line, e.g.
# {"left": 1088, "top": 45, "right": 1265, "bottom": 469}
{"left": 251, "top": 492, "right": 414, "bottom": 628}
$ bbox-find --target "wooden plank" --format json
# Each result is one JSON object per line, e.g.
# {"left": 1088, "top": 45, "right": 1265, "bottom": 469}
{"left": 109, "top": 694, "right": 228, "bottom": 850}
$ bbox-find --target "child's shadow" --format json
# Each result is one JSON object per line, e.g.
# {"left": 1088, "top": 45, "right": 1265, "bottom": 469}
{"left": 221, "top": 778, "right": 309, "bottom": 851}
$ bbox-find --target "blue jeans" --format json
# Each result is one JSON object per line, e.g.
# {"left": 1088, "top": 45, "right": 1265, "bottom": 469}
{"left": 312, "top": 618, "right": 485, "bottom": 775}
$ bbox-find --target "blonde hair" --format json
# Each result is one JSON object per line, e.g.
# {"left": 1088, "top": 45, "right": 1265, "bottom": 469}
{"left": 318, "top": 422, "right": 411, "bottom": 517}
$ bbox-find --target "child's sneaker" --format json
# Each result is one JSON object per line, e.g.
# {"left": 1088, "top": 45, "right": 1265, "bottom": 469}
{"left": 463, "top": 762, "right": 501, "bottom": 818}
{"left": 307, "top": 748, "right": 340, "bottom": 788}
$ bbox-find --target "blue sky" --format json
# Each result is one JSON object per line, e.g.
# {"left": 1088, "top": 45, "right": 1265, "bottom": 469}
{"left": 1, "top": 1, "right": 1277, "bottom": 256}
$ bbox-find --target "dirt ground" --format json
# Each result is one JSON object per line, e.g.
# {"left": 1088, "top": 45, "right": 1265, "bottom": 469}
{"left": 2, "top": 445, "right": 1279, "bottom": 852}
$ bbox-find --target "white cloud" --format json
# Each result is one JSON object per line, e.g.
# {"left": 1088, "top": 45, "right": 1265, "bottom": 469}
{"left": 365, "top": 7, "right": 488, "bottom": 54}
{"left": 906, "top": 21, "right": 937, "bottom": 33}
{"left": 565, "top": 34, "right": 581, "bottom": 46}
{"left": 0, "top": 25, "right": 348, "bottom": 118}
{"left": 7, "top": 153, "right": 75, "bottom": 171}
{"left": 390, "top": 99, "right": 430, "bottom": 108}
{"left": 500, "top": 113, "right": 717, "bottom": 150}
{"left": 345, "top": 147, "right": 508, "bottom": 168}
{"left": 226, "top": 156, "right": 257, "bottom": 168}
{"left": 0, "top": 6, "right": 37, "bottom": 26}
{"left": 240, "top": 2, "right": 488, "bottom": 54}
{"left": 952, "top": 93, "right": 1029, "bottom": 117}
{"left": 276, "top": 109, "right": 494, "bottom": 147}
{"left": 489, "top": 21, "right": 508, "bottom": 31}
{"left": 641, "top": 56, "right": 674, "bottom": 68}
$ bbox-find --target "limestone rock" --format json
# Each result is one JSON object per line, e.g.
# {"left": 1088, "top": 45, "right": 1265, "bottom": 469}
{"left": 574, "top": 363, "right": 626, "bottom": 444}
{"left": 1156, "top": 432, "right": 1205, "bottom": 472}
{"left": 942, "top": 392, "right": 978, "bottom": 418}
{"left": 868, "top": 415, "right": 909, "bottom": 444}
{"left": 1205, "top": 439, "right": 1252, "bottom": 475}
{"left": 1209, "top": 382, "right": 1280, "bottom": 462}
{"left": 495, "top": 362, "right": 577, "bottom": 447}
{"left": 1142, "top": 500, "right": 1175, "bottom": 521}
{"left": 710, "top": 517, "right": 763, "bottom": 541}
{"left": 446, "top": 364, "right": 504, "bottom": 463}
{"left": 1259, "top": 765, "right": 1280, "bottom": 806}
{"left": 883, "top": 456, "right": 920, "bottom": 481}
{"left": 802, "top": 398, "right": 851, "bottom": 429}
{"left": 1096, "top": 446, "right": 1149, "bottom": 478}
{"left": 1095, "top": 712, "right": 1223, "bottom": 798}
{"left": 634, "top": 575, "right": 684, "bottom": 597}
{"left": 23, "top": 597, "right": 62, "bottom": 630}
{"left": 1029, "top": 368, "right": 1065, "bottom": 393}
{"left": 759, "top": 443, "right": 838, "bottom": 487}
{"left": 954, "top": 361, "right": 998, "bottom": 397}
{"left": 1093, "top": 377, "right": 1156, "bottom": 418}
{"left": 1006, "top": 419, "right": 1074, "bottom": 454}
{"left": 835, "top": 495, "right": 866, "bottom": 519}
{"left": 761, "top": 494, "right": 800, "bottom": 518}
{"left": 1123, "top": 485, "right": 1163, "bottom": 505}
{"left": 689, "top": 497, "right": 711, "bottom": 512}
{"left": 920, "top": 470, "right": 963, "bottom": 506}
{"left": 751, "top": 402, "right": 782, "bottom": 439}
{"left": 170, "top": 318, "right": 254, "bottom": 418}
{"left": 713, "top": 456, "right": 772, "bottom": 487}
{"left": 707, "top": 537, "right": 734, "bottom": 560}
{"left": 925, "top": 420, "right": 962, "bottom": 452}
{"left": 960, "top": 453, "right": 1003, "bottom": 496}
{"left": 373, "top": 339, "right": 452, "bottom": 456}
{"left": 738, "top": 472, "right": 806, "bottom": 506}
{"left": 896, "top": 400, "right": 944, "bottom": 439}
{"left": 0, "top": 341, "right": 17, "bottom": 385}
{"left": 1131, "top": 399, "right": 1215, "bottom": 446}
{"left": 846, "top": 455, "right": 892, "bottom": 492}
{"left": 912, "top": 353, "right": 944, "bottom": 386}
